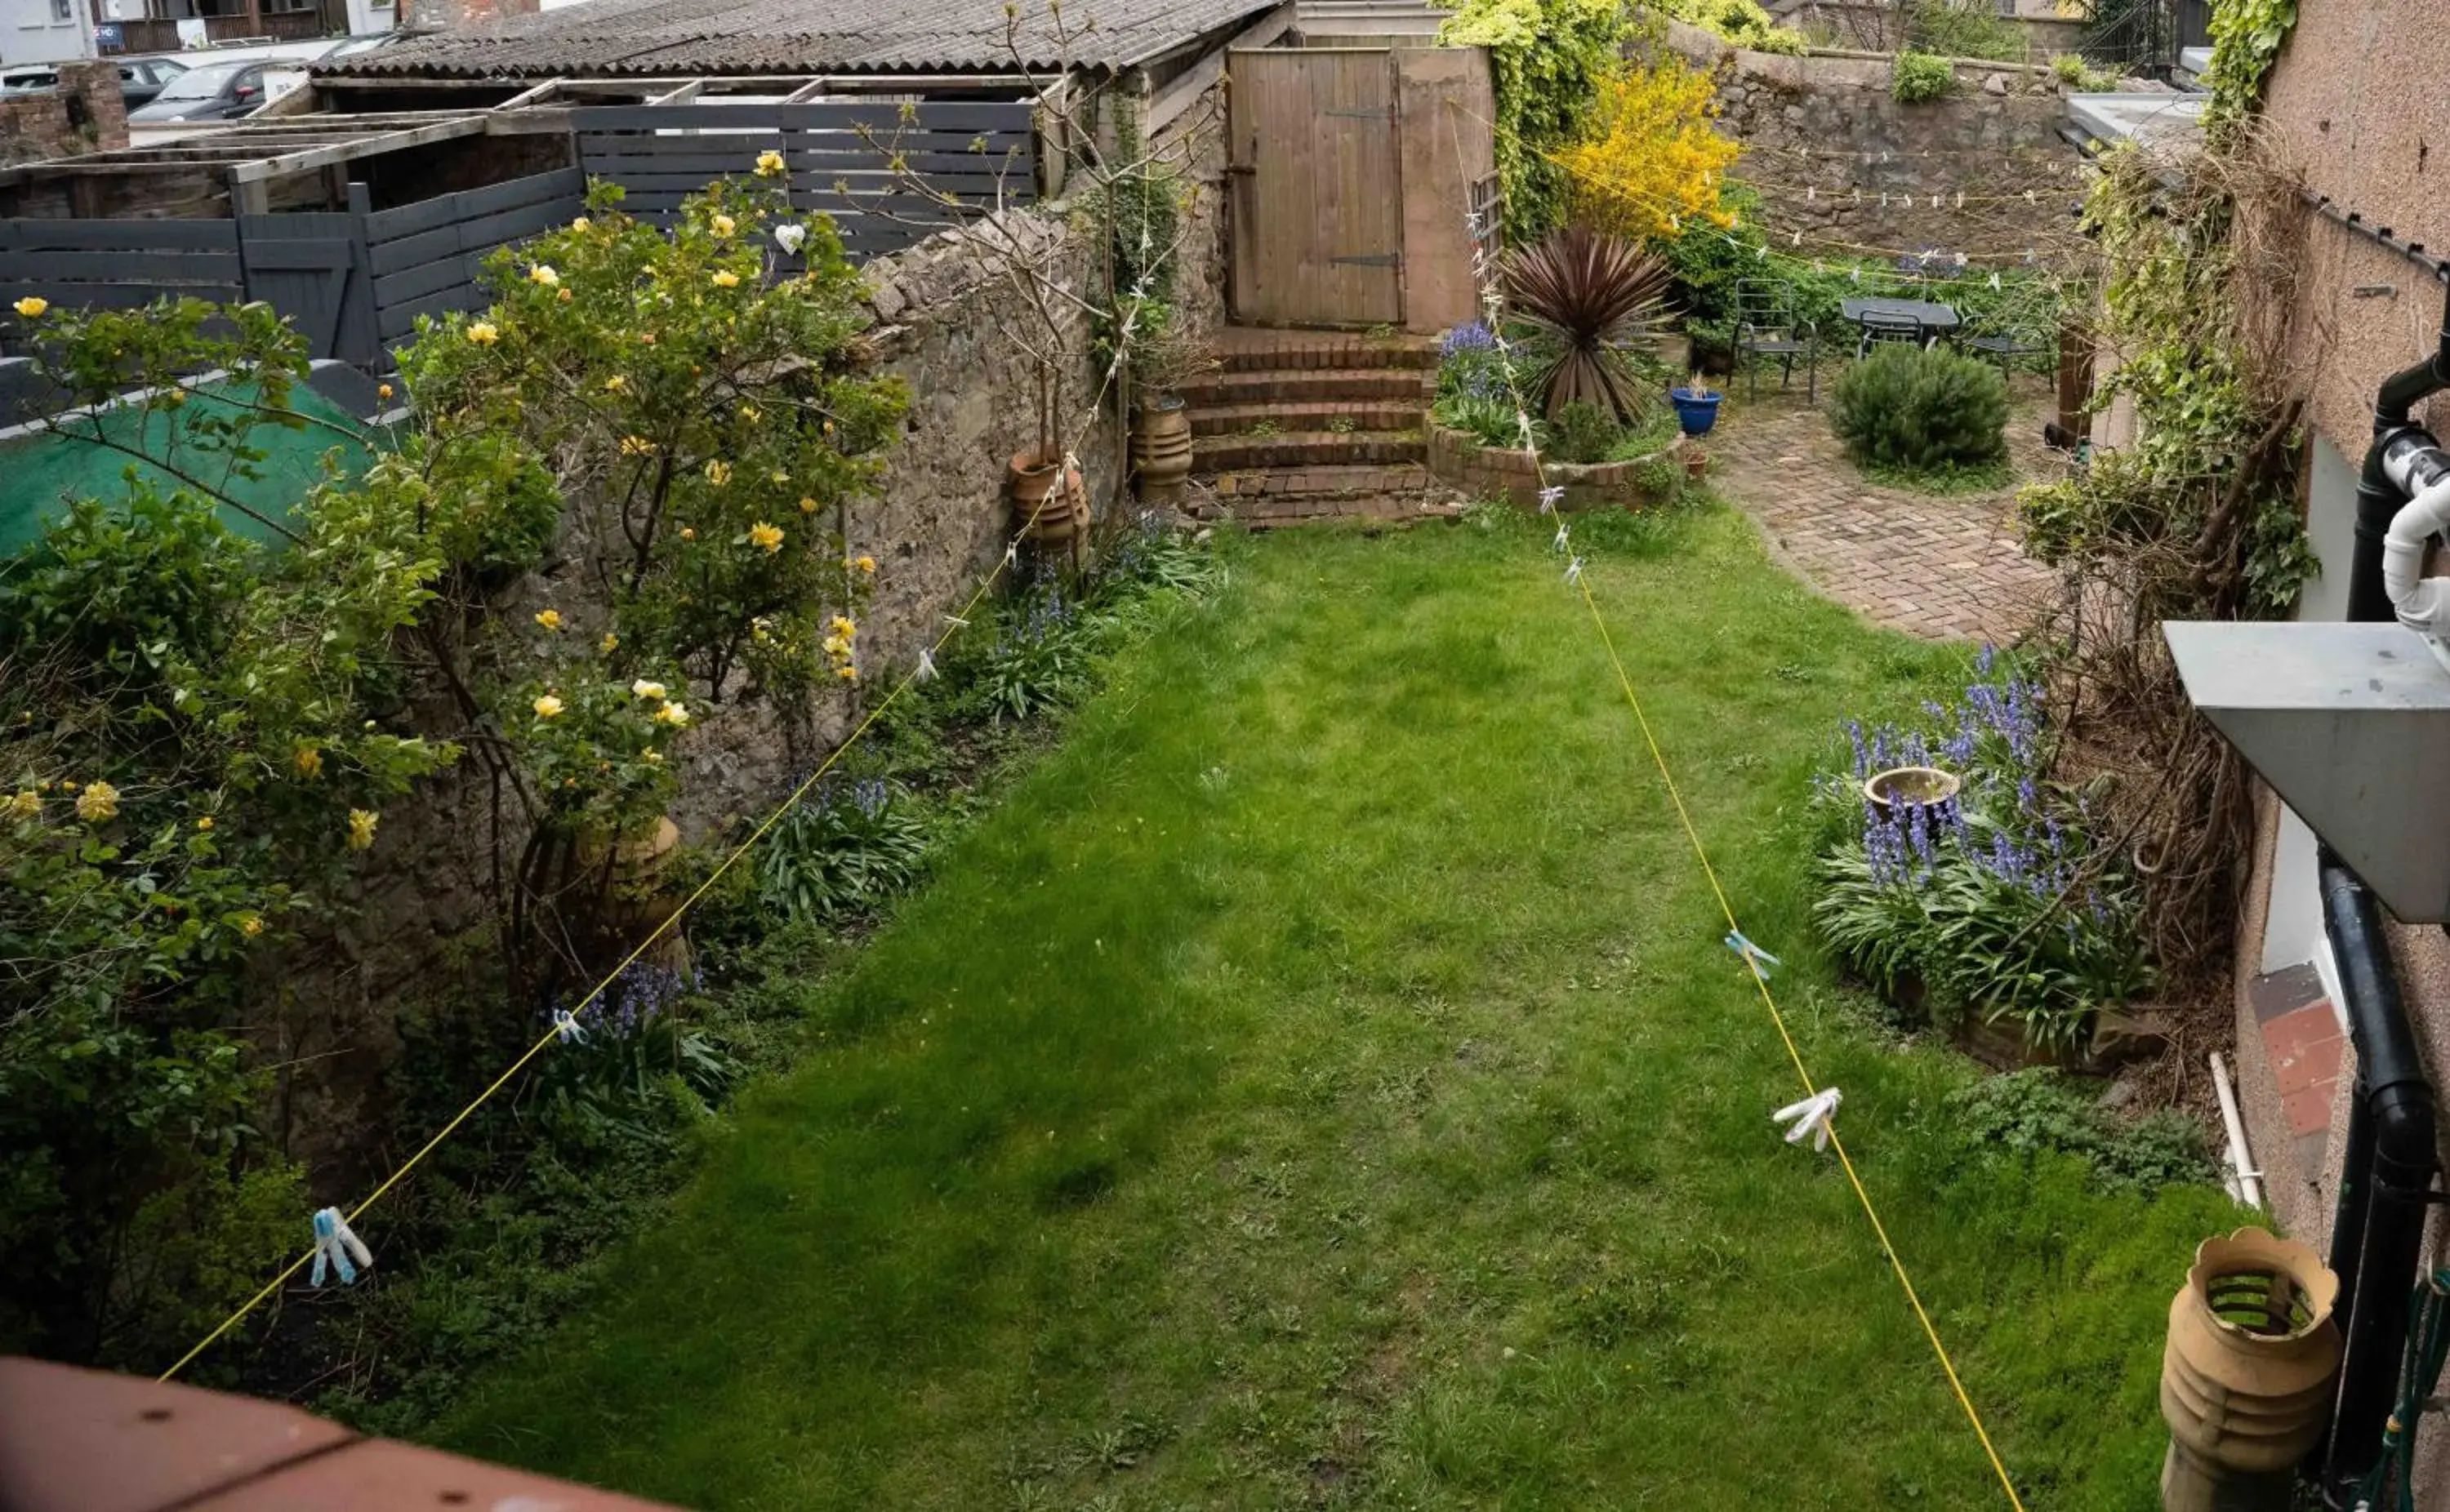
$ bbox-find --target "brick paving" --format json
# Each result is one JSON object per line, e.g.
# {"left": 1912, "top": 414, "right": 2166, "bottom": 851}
{"left": 1706, "top": 388, "right": 2062, "bottom": 643}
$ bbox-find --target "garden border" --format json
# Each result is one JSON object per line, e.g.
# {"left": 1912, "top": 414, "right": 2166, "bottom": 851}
{"left": 1424, "top": 417, "right": 1686, "bottom": 511}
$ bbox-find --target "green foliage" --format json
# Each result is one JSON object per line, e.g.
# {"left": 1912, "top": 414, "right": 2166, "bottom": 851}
{"left": 2048, "top": 51, "right": 2118, "bottom": 91}
{"left": 1830, "top": 343, "right": 2009, "bottom": 475}
{"left": 1947, "top": 1070, "right": 2219, "bottom": 1194}
{"left": 1439, "top": 0, "right": 1630, "bottom": 240}
{"left": 1648, "top": 0, "right": 1807, "bottom": 53}
{"left": 756, "top": 779, "right": 933, "bottom": 921}
{"left": 1891, "top": 51, "right": 1956, "bottom": 103}
{"left": 1905, "top": 0, "right": 2025, "bottom": 62}
{"left": 2202, "top": 0, "right": 2296, "bottom": 136}
{"left": 1548, "top": 399, "right": 1620, "bottom": 464}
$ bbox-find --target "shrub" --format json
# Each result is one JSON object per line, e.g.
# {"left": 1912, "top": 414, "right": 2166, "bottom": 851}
{"left": 1830, "top": 343, "right": 2009, "bottom": 474}
{"left": 1893, "top": 51, "right": 1956, "bottom": 102}
{"left": 1503, "top": 227, "right": 1672, "bottom": 424}
{"left": 1650, "top": 0, "right": 1809, "bottom": 53}
{"left": 1548, "top": 400, "right": 1620, "bottom": 465}
{"left": 1907, "top": 0, "right": 2025, "bottom": 62}
{"left": 2048, "top": 51, "right": 2118, "bottom": 91}
{"left": 1555, "top": 58, "right": 1744, "bottom": 241}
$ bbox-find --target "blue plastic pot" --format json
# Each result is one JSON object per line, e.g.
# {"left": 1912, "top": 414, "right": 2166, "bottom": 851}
{"left": 1669, "top": 387, "right": 1724, "bottom": 438}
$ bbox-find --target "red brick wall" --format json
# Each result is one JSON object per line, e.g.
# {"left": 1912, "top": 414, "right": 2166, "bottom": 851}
{"left": 400, "top": 0, "right": 537, "bottom": 31}
{"left": 0, "top": 61, "right": 128, "bottom": 168}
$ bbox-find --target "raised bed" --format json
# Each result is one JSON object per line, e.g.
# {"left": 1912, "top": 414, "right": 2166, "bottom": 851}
{"left": 1425, "top": 420, "right": 1686, "bottom": 512}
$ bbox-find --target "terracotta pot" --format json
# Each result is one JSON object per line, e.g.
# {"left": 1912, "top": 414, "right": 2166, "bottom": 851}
{"left": 2159, "top": 1227, "right": 2341, "bottom": 1512}
{"left": 1682, "top": 447, "right": 1709, "bottom": 481}
{"left": 1006, "top": 447, "right": 1089, "bottom": 543}
{"left": 1130, "top": 395, "right": 1193, "bottom": 505}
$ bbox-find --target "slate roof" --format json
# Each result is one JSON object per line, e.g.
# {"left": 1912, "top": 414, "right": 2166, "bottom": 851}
{"left": 320, "top": 0, "right": 1276, "bottom": 78}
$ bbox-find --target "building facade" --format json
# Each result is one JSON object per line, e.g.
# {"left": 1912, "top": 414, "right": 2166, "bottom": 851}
{"left": 5, "top": 0, "right": 92, "bottom": 67}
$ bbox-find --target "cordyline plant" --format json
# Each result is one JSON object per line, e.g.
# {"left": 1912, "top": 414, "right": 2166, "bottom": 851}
{"left": 1501, "top": 226, "right": 1672, "bottom": 423}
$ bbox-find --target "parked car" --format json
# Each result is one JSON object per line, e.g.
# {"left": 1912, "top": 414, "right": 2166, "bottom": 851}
{"left": 127, "top": 59, "right": 268, "bottom": 122}
{"left": 116, "top": 56, "right": 187, "bottom": 109}
{"left": 0, "top": 66, "right": 60, "bottom": 96}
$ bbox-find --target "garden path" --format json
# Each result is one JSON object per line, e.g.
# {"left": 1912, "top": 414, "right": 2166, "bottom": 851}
{"left": 1707, "top": 387, "right": 2060, "bottom": 643}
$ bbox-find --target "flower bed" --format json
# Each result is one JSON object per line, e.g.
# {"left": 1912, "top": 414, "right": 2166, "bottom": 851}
{"left": 1425, "top": 419, "right": 1686, "bottom": 513}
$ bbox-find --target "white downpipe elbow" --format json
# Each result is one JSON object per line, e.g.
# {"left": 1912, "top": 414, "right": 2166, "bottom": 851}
{"left": 2382, "top": 474, "right": 2450, "bottom": 638}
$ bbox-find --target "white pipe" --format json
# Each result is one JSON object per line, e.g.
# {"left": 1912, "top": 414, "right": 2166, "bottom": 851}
{"left": 2209, "top": 1051, "right": 2264, "bottom": 1210}
{"left": 2381, "top": 474, "right": 2450, "bottom": 638}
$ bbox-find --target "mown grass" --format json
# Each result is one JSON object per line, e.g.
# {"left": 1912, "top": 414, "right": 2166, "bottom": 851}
{"left": 428, "top": 501, "right": 2233, "bottom": 1510}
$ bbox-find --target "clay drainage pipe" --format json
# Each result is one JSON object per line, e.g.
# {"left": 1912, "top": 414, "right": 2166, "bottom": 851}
{"left": 2159, "top": 1228, "right": 2342, "bottom": 1512}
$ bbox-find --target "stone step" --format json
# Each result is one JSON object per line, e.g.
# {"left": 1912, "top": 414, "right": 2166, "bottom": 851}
{"left": 1192, "top": 428, "right": 1424, "bottom": 472}
{"left": 1190, "top": 398, "right": 1424, "bottom": 438}
{"left": 1191, "top": 462, "right": 1458, "bottom": 530}
{"left": 1175, "top": 365, "right": 1434, "bottom": 407}
{"left": 1211, "top": 327, "right": 1441, "bottom": 375}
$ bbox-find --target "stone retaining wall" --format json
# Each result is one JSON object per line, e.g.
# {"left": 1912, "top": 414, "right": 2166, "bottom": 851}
{"left": 0, "top": 61, "right": 127, "bottom": 168}
{"left": 1657, "top": 20, "right": 2085, "bottom": 260}
{"left": 1426, "top": 421, "right": 1687, "bottom": 512}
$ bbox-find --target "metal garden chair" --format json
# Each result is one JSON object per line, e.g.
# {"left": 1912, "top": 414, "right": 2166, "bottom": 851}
{"left": 1731, "top": 278, "right": 1820, "bottom": 404}
{"left": 1855, "top": 308, "right": 1929, "bottom": 359}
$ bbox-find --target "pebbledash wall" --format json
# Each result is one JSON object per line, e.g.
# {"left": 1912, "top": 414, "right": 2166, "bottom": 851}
{"left": 1657, "top": 20, "right": 2083, "bottom": 260}
{"left": 253, "top": 85, "right": 1231, "bottom": 1183}
{"left": 0, "top": 61, "right": 127, "bottom": 169}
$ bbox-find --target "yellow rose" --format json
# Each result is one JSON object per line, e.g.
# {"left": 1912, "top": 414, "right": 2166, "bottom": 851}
{"left": 534, "top": 608, "right": 563, "bottom": 631}
{"left": 836, "top": 665, "right": 859, "bottom": 682}
{"left": 572, "top": 215, "right": 592, "bottom": 232}
{"left": 619, "top": 434, "right": 657, "bottom": 456}
{"left": 599, "top": 632, "right": 619, "bottom": 653}
{"left": 654, "top": 700, "right": 690, "bottom": 728}
{"left": 642, "top": 748, "right": 663, "bottom": 764}
{"left": 631, "top": 678, "right": 668, "bottom": 700}
{"left": 705, "top": 460, "right": 732, "bottom": 487}
{"left": 13, "top": 296, "right": 47, "bottom": 318}
{"left": 749, "top": 522, "right": 784, "bottom": 554}
{"left": 559, "top": 287, "right": 573, "bottom": 303}
{"left": 855, "top": 554, "right": 876, "bottom": 574}
{"left": 239, "top": 914, "right": 265, "bottom": 937}
{"left": 466, "top": 321, "right": 500, "bottom": 345}
{"left": 76, "top": 780, "right": 121, "bottom": 824}
{"left": 830, "top": 615, "right": 857, "bottom": 638}
{"left": 376, "top": 383, "right": 394, "bottom": 401}
{"left": 196, "top": 816, "right": 213, "bottom": 831}
{"left": 679, "top": 527, "right": 697, "bottom": 540}
{"left": 755, "top": 150, "right": 786, "bottom": 176}
{"left": 295, "top": 746, "right": 323, "bottom": 779}
{"left": 711, "top": 269, "right": 741, "bottom": 289}
{"left": 604, "top": 374, "right": 627, "bottom": 393}
{"left": 639, "top": 331, "right": 657, "bottom": 345}
{"left": 346, "top": 809, "right": 379, "bottom": 851}
{"left": 711, "top": 214, "right": 736, "bottom": 237}
{"left": 800, "top": 496, "right": 819, "bottom": 514}
{"left": 7, "top": 789, "right": 38, "bottom": 820}
{"left": 533, "top": 694, "right": 565, "bottom": 718}
{"left": 529, "top": 265, "right": 559, "bottom": 287}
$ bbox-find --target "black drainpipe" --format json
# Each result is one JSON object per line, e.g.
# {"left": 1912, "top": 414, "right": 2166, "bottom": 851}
{"left": 2315, "top": 282, "right": 2450, "bottom": 1505}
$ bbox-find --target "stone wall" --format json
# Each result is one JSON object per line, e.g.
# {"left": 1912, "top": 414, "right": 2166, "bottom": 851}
{"left": 0, "top": 61, "right": 127, "bottom": 168}
{"left": 1659, "top": 21, "right": 2084, "bottom": 260}
{"left": 252, "top": 85, "right": 1234, "bottom": 1188}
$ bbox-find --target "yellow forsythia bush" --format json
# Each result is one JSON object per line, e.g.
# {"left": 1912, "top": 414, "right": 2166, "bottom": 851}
{"left": 1553, "top": 60, "right": 1745, "bottom": 241}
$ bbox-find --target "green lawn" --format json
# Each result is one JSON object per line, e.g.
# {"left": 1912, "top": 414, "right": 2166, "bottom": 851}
{"left": 429, "top": 503, "right": 2232, "bottom": 1510}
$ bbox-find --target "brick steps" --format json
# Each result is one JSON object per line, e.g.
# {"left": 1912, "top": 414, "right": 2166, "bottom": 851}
{"left": 1211, "top": 327, "right": 1441, "bottom": 374}
{"left": 1192, "top": 462, "right": 1456, "bottom": 530}
{"left": 1193, "top": 429, "right": 1423, "bottom": 472}
{"left": 1191, "top": 398, "right": 1424, "bottom": 437}
{"left": 1176, "top": 367, "right": 1433, "bottom": 407}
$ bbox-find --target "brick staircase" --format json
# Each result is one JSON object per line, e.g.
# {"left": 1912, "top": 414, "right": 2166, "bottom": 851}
{"left": 1178, "top": 327, "right": 1459, "bottom": 529}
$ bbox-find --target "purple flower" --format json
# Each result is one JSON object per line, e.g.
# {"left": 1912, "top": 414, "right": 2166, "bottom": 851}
{"left": 1440, "top": 321, "right": 1497, "bottom": 355}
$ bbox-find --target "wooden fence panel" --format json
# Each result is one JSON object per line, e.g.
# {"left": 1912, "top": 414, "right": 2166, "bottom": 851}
{"left": 239, "top": 211, "right": 378, "bottom": 368}
{"left": 0, "top": 219, "right": 244, "bottom": 327}
{"left": 362, "top": 166, "right": 586, "bottom": 344}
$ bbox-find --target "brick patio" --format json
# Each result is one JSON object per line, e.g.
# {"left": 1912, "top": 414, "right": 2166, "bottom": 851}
{"left": 1704, "top": 387, "right": 2062, "bottom": 643}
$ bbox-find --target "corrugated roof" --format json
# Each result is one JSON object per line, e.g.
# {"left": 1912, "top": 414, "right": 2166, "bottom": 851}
{"left": 321, "top": 0, "right": 1276, "bottom": 78}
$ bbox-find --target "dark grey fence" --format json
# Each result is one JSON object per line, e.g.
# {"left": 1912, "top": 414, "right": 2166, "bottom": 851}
{"left": 0, "top": 98, "right": 1039, "bottom": 367}
{"left": 570, "top": 100, "right": 1036, "bottom": 262}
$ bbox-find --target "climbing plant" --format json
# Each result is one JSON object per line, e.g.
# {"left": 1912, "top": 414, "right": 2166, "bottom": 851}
{"left": 1438, "top": 0, "right": 1630, "bottom": 241}
{"left": 2200, "top": 0, "right": 2296, "bottom": 138}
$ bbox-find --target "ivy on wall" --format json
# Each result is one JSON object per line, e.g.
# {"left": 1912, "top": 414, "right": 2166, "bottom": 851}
{"left": 2199, "top": 0, "right": 2296, "bottom": 136}
{"left": 1437, "top": 0, "right": 1628, "bottom": 241}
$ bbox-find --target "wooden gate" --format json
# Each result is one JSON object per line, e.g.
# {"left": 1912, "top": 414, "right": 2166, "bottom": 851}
{"left": 1227, "top": 47, "right": 1405, "bottom": 327}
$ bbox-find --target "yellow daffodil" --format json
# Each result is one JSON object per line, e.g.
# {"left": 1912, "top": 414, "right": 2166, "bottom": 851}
{"left": 619, "top": 434, "right": 657, "bottom": 456}
{"left": 705, "top": 459, "right": 732, "bottom": 487}
{"left": 533, "top": 694, "right": 565, "bottom": 718}
{"left": 295, "top": 746, "right": 323, "bottom": 779}
{"left": 14, "top": 296, "right": 47, "bottom": 318}
{"left": 377, "top": 383, "right": 394, "bottom": 401}
{"left": 346, "top": 808, "right": 379, "bottom": 851}
{"left": 711, "top": 269, "right": 741, "bottom": 289}
{"left": 654, "top": 700, "right": 690, "bottom": 728}
{"left": 631, "top": 678, "right": 668, "bottom": 700}
{"left": 749, "top": 522, "right": 784, "bottom": 554}
{"left": 799, "top": 496, "right": 819, "bottom": 514}
{"left": 599, "top": 632, "right": 619, "bottom": 653}
{"left": 239, "top": 914, "right": 265, "bottom": 937}
{"left": 196, "top": 816, "right": 213, "bottom": 831}
{"left": 7, "top": 789, "right": 38, "bottom": 820}
{"left": 466, "top": 321, "right": 500, "bottom": 345}
{"left": 755, "top": 149, "right": 786, "bottom": 176}
{"left": 529, "top": 265, "right": 559, "bottom": 287}
{"left": 711, "top": 213, "right": 736, "bottom": 237}
{"left": 604, "top": 374, "right": 627, "bottom": 393}
{"left": 855, "top": 554, "right": 876, "bottom": 573}
{"left": 75, "top": 780, "right": 120, "bottom": 824}
{"left": 534, "top": 608, "right": 563, "bottom": 631}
